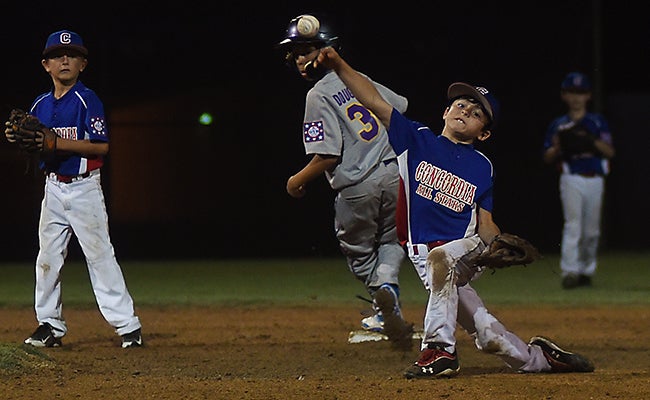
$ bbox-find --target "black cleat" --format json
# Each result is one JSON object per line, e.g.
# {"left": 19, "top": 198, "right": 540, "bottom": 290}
{"left": 530, "top": 336, "right": 594, "bottom": 372}
{"left": 562, "top": 273, "right": 592, "bottom": 289}
{"left": 121, "top": 328, "right": 143, "bottom": 348}
{"left": 24, "top": 323, "right": 62, "bottom": 348}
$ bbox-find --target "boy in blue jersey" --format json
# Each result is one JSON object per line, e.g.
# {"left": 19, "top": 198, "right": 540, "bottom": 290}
{"left": 312, "top": 46, "right": 595, "bottom": 378}
{"left": 543, "top": 72, "right": 615, "bottom": 289}
{"left": 4, "top": 30, "right": 142, "bottom": 348}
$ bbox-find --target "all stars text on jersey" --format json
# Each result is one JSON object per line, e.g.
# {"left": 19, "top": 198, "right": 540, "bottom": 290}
{"left": 414, "top": 160, "right": 476, "bottom": 212}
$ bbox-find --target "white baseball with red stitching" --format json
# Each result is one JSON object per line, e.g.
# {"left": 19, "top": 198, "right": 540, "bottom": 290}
{"left": 297, "top": 15, "right": 320, "bottom": 38}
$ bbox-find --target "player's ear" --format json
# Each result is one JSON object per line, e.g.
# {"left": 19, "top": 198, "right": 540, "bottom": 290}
{"left": 477, "top": 130, "right": 491, "bottom": 141}
{"left": 442, "top": 106, "right": 450, "bottom": 119}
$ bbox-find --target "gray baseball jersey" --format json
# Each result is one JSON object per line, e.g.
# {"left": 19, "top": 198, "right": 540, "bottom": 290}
{"left": 302, "top": 70, "right": 408, "bottom": 190}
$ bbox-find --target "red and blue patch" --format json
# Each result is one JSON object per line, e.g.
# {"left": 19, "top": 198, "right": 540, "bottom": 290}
{"left": 303, "top": 121, "right": 324, "bottom": 142}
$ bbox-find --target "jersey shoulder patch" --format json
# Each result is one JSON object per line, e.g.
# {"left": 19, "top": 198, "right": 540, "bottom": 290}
{"left": 304, "top": 120, "right": 324, "bottom": 143}
{"left": 90, "top": 116, "right": 107, "bottom": 136}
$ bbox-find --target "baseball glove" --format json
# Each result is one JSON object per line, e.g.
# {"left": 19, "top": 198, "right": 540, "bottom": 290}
{"left": 4, "top": 108, "right": 57, "bottom": 154}
{"left": 473, "top": 233, "right": 541, "bottom": 270}
{"left": 557, "top": 123, "right": 596, "bottom": 159}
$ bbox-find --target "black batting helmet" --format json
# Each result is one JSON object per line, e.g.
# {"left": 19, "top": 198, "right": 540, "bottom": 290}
{"left": 276, "top": 14, "right": 341, "bottom": 80}
{"left": 276, "top": 14, "right": 340, "bottom": 51}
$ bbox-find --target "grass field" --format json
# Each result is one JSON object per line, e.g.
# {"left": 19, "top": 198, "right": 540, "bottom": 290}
{"left": 1, "top": 250, "right": 648, "bottom": 307}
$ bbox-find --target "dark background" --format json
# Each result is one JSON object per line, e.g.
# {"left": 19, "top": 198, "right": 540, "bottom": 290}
{"left": 1, "top": 1, "right": 648, "bottom": 261}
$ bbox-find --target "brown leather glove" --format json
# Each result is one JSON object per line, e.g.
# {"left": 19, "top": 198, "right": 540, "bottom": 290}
{"left": 5, "top": 108, "right": 57, "bottom": 154}
{"left": 473, "top": 233, "right": 542, "bottom": 270}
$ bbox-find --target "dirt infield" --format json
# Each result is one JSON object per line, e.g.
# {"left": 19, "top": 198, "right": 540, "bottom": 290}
{"left": 1, "top": 304, "right": 649, "bottom": 399}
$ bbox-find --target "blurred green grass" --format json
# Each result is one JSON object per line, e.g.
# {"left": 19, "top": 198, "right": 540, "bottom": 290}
{"left": 1, "top": 250, "right": 648, "bottom": 307}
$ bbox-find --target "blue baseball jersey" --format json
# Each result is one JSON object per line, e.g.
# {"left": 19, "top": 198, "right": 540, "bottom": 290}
{"left": 388, "top": 109, "right": 494, "bottom": 245}
{"left": 30, "top": 81, "right": 108, "bottom": 175}
{"left": 543, "top": 113, "right": 612, "bottom": 176}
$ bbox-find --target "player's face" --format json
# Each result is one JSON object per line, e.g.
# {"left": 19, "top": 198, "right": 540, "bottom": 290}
{"left": 443, "top": 98, "right": 491, "bottom": 143}
{"left": 291, "top": 44, "right": 320, "bottom": 79}
{"left": 561, "top": 91, "right": 591, "bottom": 110}
{"left": 42, "top": 50, "right": 87, "bottom": 85}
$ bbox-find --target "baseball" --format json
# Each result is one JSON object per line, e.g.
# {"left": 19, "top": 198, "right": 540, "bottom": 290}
{"left": 297, "top": 15, "right": 320, "bottom": 38}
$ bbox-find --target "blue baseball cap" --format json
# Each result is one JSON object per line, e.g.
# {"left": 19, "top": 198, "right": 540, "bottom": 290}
{"left": 43, "top": 30, "right": 88, "bottom": 57}
{"left": 561, "top": 72, "right": 591, "bottom": 92}
{"left": 448, "top": 82, "right": 500, "bottom": 128}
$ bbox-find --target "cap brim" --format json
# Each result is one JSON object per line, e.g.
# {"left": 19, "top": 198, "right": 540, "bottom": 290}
{"left": 43, "top": 44, "right": 88, "bottom": 57}
{"left": 447, "top": 82, "right": 494, "bottom": 123}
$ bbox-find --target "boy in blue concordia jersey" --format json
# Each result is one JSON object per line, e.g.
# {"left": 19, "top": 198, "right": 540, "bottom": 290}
{"left": 543, "top": 72, "right": 615, "bottom": 289}
{"left": 4, "top": 30, "right": 142, "bottom": 348}
{"left": 313, "top": 46, "right": 594, "bottom": 378}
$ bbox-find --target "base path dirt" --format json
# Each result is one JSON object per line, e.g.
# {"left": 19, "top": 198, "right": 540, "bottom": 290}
{"left": 1, "top": 305, "right": 649, "bottom": 399}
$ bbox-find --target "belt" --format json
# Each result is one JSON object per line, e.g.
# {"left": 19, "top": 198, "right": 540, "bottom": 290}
{"left": 409, "top": 240, "right": 447, "bottom": 255}
{"left": 47, "top": 171, "right": 91, "bottom": 183}
{"left": 425, "top": 240, "right": 447, "bottom": 250}
{"left": 578, "top": 172, "right": 598, "bottom": 177}
{"left": 382, "top": 158, "right": 397, "bottom": 166}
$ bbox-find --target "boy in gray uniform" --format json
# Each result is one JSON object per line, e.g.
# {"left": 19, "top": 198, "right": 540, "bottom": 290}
{"left": 276, "top": 14, "right": 412, "bottom": 347}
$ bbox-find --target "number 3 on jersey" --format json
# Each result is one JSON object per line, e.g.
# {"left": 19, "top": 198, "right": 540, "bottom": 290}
{"left": 347, "top": 103, "right": 380, "bottom": 142}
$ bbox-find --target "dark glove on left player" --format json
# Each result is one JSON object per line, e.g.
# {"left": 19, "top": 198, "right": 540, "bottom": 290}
{"left": 5, "top": 108, "right": 57, "bottom": 154}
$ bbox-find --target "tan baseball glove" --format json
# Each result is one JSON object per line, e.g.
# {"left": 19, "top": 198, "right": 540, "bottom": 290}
{"left": 473, "top": 233, "right": 541, "bottom": 270}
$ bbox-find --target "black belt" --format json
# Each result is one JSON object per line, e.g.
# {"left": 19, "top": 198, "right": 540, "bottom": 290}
{"left": 48, "top": 171, "right": 90, "bottom": 183}
{"left": 383, "top": 158, "right": 397, "bottom": 166}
